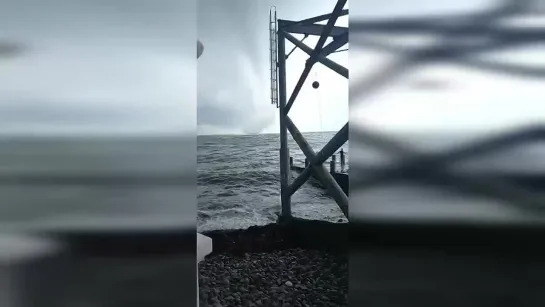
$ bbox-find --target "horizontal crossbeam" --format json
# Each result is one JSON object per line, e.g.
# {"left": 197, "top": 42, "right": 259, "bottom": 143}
{"left": 351, "top": 19, "right": 545, "bottom": 41}
{"left": 283, "top": 9, "right": 348, "bottom": 28}
{"left": 283, "top": 24, "right": 348, "bottom": 37}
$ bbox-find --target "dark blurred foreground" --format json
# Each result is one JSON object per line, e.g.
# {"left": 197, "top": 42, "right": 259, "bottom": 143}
{"left": 0, "top": 231, "right": 196, "bottom": 307}
{"left": 0, "top": 137, "right": 198, "bottom": 307}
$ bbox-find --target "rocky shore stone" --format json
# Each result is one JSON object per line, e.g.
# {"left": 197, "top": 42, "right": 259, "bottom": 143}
{"left": 199, "top": 218, "right": 348, "bottom": 307}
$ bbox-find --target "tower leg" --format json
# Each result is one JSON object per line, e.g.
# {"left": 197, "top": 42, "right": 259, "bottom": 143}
{"left": 277, "top": 26, "right": 291, "bottom": 219}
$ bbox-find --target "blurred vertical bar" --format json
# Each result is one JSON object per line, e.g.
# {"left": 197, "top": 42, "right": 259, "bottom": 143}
{"left": 0, "top": 0, "right": 197, "bottom": 306}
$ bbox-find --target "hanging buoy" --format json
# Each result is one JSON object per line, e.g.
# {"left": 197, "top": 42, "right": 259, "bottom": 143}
{"left": 312, "top": 81, "right": 320, "bottom": 89}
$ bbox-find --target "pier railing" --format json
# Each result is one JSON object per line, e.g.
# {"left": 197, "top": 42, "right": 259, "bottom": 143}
{"left": 271, "top": 0, "right": 349, "bottom": 219}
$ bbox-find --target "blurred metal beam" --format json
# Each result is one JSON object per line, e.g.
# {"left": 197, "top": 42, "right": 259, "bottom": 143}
{"left": 353, "top": 126, "right": 545, "bottom": 184}
{"left": 350, "top": 15, "right": 538, "bottom": 105}
{"left": 284, "top": 24, "right": 348, "bottom": 37}
{"left": 351, "top": 128, "right": 545, "bottom": 213}
{"left": 348, "top": 0, "right": 545, "bottom": 222}
{"left": 282, "top": 9, "right": 348, "bottom": 28}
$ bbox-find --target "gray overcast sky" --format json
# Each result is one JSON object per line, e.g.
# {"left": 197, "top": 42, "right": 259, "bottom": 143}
{"left": 199, "top": 0, "right": 545, "bottom": 135}
{"left": 197, "top": 0, "right": 348, "bottom": 135}
{"left": 2, "top": 0, "right": 543, "bottom": 136}
{"left": 351, "top": 0, "right": 545, "bottom": 133}
{"left": 0, "top": 0, "right": 196, "bottom": 135}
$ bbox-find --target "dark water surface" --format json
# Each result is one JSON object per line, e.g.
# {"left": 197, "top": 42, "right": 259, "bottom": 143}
{"left": 0, "top": 136, "right": 195, "bottom": 232}
{"left": 0, "top": 134, "right": 346, "bottom": 232}
{"left": 1, "top": 130, "right": 544, "bottom": 233}
{"left": 197, "top": 132, "right": 348, "bottom": 232}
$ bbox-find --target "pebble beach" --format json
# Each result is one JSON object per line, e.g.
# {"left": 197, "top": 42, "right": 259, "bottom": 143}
{"left": 198, "top": 220, "right": 348, "bottom": 307}
{"left": 199, "top": 249, "right": 348, "bottom": 307}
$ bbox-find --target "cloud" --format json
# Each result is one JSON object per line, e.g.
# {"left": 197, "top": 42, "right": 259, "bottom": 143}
{"left": 197, "top": 0, "right": 277, "bottom": 134}
{"left": 0, "top": 0, "right": 196, "bottom": 135}
{"left": 0, "top": 40, "right": 27, "bottom": 57}
{"left": 197, "top": 40, "right": 275, "bottom": 133}
{"left": 197, "top": 0, "right": 352, "bottom": 134}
